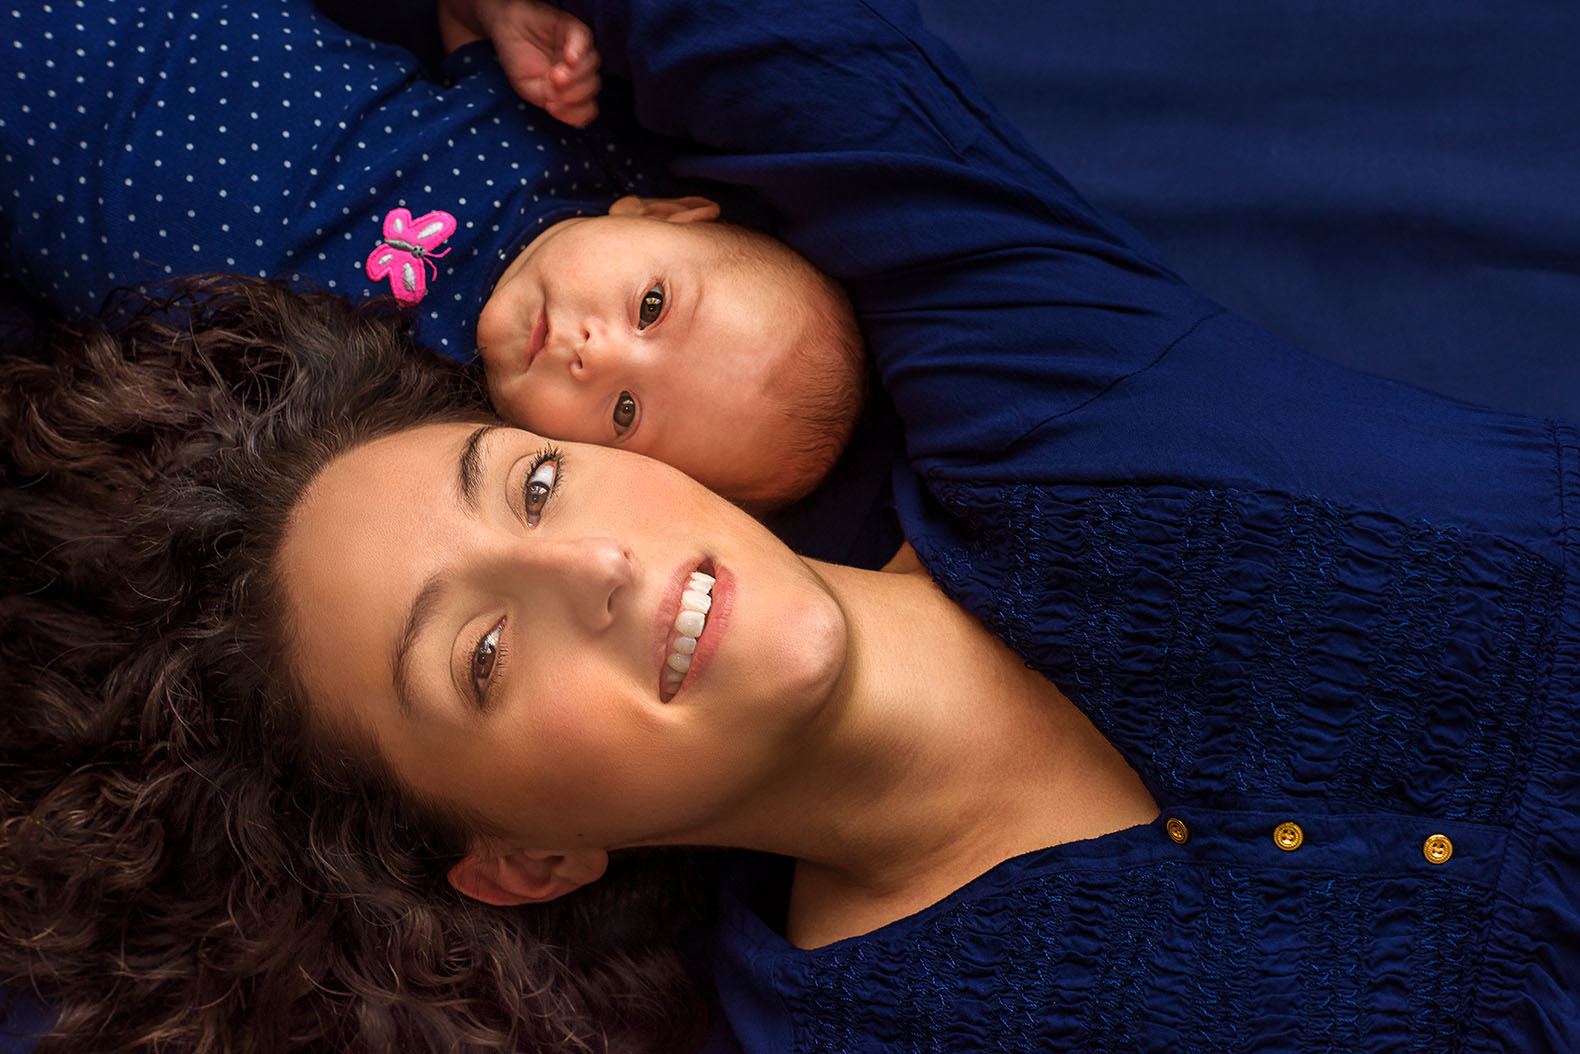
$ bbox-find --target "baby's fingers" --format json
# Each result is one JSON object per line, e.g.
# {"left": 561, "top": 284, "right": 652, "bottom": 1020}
{"left": 547, "top": 96, "right": 599, "bottom": 127}
{"left": 545, "top": 73, "right": 600, "bottom": 125}
{"left": 559, "top": 20, "right": 597, "bottom": 72}
{"left": 546, "top": 35, "right": 599, "bottom": 125}
{"left": 550, "top": 61, "right": 598, "bottom": 95}
{"left": 496, "top": 5, "right": 600, "bottom": 125}
{"left": 511, "top": 75, "right": 554, "bottom": 111}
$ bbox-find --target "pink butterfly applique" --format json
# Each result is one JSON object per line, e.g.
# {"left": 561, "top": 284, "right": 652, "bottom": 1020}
{"left": 365, "top": 207, "right": 457, "bottom": 305}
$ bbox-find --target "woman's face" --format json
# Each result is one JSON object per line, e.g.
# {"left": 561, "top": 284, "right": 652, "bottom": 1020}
{"left": 277, "top": 422, "right": 849, "bottom": 853}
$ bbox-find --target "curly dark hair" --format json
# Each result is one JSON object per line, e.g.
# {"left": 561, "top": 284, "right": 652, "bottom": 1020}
{"left": 0, "top": 276, "right": 719, "bottom": 1053}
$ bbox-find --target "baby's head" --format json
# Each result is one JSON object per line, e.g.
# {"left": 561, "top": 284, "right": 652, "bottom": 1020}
{"left": 476, "top": 196, "right": 865, "bottom": 512}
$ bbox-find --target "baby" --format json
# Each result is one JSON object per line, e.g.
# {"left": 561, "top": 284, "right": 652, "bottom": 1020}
{"left": 2, "top": 0, "right": 865, "bottom": 512}
{"left": 433, "top": 0, "right": 866, "bottom": 507}
{"left": 475, "top": 193, "right": 865, "bottom": 511}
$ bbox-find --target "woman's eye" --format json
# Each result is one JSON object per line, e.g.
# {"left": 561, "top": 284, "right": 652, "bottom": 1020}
{"left": 613, "top": 391, "right": 637, "bottom": 434}
{"left": 471, "top": 619, "right": 503, "bottom": 704}
{"left": 637, "top": 286, "right": 664, "bottom": 329}
{"left": 522, "top": 453, "right": 559, "bottom": 526}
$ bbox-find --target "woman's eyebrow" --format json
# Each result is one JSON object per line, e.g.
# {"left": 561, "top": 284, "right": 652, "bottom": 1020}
{"left": 389, "top": 423, "right": 500, "bottom": 718}
{"left": 393, "top": 573, "right": 448, "bottom": 719}
{"left": 458, "top": 423, "right": 499, "bottom": 512}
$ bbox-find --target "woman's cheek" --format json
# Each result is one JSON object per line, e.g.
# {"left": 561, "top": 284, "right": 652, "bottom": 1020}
{"left": 511, "top": 682, "right": 650, "bottom": 785}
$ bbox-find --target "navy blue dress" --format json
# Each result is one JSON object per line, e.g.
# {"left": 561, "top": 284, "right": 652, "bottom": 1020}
{"left": 562, "top": 0, "right": 1580, "bottom": 1049}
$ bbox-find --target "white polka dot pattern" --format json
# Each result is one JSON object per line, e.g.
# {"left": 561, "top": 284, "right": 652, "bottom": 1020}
{"left": 1, "top": 0, "right": 651, "bottom": 360}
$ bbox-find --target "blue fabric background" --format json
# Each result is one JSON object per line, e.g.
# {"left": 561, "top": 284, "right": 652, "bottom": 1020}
{"left": 916, "top": 0, "right": 1580, "bottom": 421}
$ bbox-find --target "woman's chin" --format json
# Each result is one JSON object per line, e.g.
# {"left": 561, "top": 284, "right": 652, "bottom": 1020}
{"left": 768, "top": 588, "right": 851, "bottom": 722}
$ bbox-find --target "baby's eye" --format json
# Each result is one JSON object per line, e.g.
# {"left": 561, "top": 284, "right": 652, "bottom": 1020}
{"left": 637, "top": 286, "right": 664, "bottom": 329}
{"left": 522, "top": 453, "right": 559, "bottom": 526}
{"left": 471, "top": 619, "right": 503, "bottom": 705}
{"left": 613, "top": 391, "right": 637, "bottom": 435}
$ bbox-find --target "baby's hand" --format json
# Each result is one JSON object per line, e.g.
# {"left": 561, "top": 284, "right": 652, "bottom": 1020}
{"left": 437, "top": 0, "right": 601, "bottom": 127}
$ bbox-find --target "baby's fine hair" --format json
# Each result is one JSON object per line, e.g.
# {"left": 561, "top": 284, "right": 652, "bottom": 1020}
{"left": 712, "top": 222, "right": 868, "bottom": 512}
{"left": 0, "top": 276, "right": 716, "bottom": 1053}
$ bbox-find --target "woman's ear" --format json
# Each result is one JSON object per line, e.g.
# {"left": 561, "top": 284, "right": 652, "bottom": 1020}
{"left": 447, "top": 847, "right": 610, "bottom": 906}
{"left": 607, "top": 194, "right": 721, "bottom": 224}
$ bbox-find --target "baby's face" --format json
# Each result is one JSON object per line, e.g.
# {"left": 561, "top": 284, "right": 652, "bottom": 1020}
{"left": 476, "top": 207, "right": 832, "bottom": 506}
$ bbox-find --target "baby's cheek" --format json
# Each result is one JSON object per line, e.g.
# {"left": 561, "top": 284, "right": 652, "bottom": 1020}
{"left": 487, "top": 381, "right": 539, "bottom": 431}
{"left": 472, "top": 305, "right": 508, "bottom": 364}
{"left": 475, "top": 349, "right": 525, "bottom": 416}
{"left": 477, "top": 365, "right": 556, "bottom": 435}
{"left": 499, "top": 388, "right": 623, "bottom": 449}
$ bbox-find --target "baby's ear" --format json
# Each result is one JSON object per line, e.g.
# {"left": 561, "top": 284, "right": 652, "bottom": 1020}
{"left": 447, "top": 847, "right": 609, "bottom": 906}
{"left": 608, "top": 194, "right": 721, "bottom": 224}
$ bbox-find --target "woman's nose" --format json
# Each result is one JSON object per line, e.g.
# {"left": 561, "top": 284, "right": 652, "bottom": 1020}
{"left": 515, "top": 536, "right": 635, "bottom": 632}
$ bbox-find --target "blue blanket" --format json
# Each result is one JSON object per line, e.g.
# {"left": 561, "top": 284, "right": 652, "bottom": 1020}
{"left": 918, "top": 0, "right": 1580, "bottom": 420}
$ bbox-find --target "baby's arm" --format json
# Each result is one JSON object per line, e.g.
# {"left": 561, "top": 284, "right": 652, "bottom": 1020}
{"left": 437, "top": 0, "right": 601, "bottom": 126}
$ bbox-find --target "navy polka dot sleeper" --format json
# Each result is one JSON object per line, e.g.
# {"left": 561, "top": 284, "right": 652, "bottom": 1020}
{"left": 1, "top": 0, "right": 646, "bottom": 360}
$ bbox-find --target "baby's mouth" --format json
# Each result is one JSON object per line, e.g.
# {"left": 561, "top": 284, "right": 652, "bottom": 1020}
{"left": 523, "top": 308, "right": 547, "bottom": 371}
{"left": 660, "top": 567, "right": 716, "bottom": 701}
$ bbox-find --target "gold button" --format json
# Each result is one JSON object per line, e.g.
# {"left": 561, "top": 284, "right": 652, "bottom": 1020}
{"left": 1273, "top": 822, "right": 1304, "bottom": 851}
{"left": 1423, "top": 834, "right": 1453, "bottom": 865}
{"left": 1165, "top": 817, "right": 1189, "bottom": 844}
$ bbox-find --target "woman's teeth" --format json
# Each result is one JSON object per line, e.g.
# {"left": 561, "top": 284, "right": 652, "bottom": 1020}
{"left": 661, "top": 571, "right": 715, "bottom": 699}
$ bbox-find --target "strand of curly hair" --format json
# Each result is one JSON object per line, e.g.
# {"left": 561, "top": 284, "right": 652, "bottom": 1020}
{"left": 0, "top": 276, "right": 720, "bottom": 1053}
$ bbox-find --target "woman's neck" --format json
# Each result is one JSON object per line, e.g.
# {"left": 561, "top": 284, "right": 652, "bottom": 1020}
{"left": 770, "top": 548, "right": 1157, "bottom": 949}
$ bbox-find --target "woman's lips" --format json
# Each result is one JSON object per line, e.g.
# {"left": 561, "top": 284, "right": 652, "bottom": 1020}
{"left": 659, "top": 564, "right": 720, "bottom": 702}
{"left": 523, "top": 309, "right": 547, "bottom": 371}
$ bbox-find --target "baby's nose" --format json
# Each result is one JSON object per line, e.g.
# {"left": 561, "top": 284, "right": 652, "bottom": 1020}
{"left": 567, "top": 319, "right": 625, "bottom": 379}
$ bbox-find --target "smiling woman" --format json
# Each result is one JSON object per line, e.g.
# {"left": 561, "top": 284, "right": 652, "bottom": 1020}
{"left": 269, "top": 318, "right": 1146, "bottom": 932}
{"left": 278, "top": 417, "right": 856, "bottom": 864}
{"left": 1, "top": 272, "right": 1154, "bottom": 1052}
{"left": 0, "top": 275, "right": 744, "bottom": 1052}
